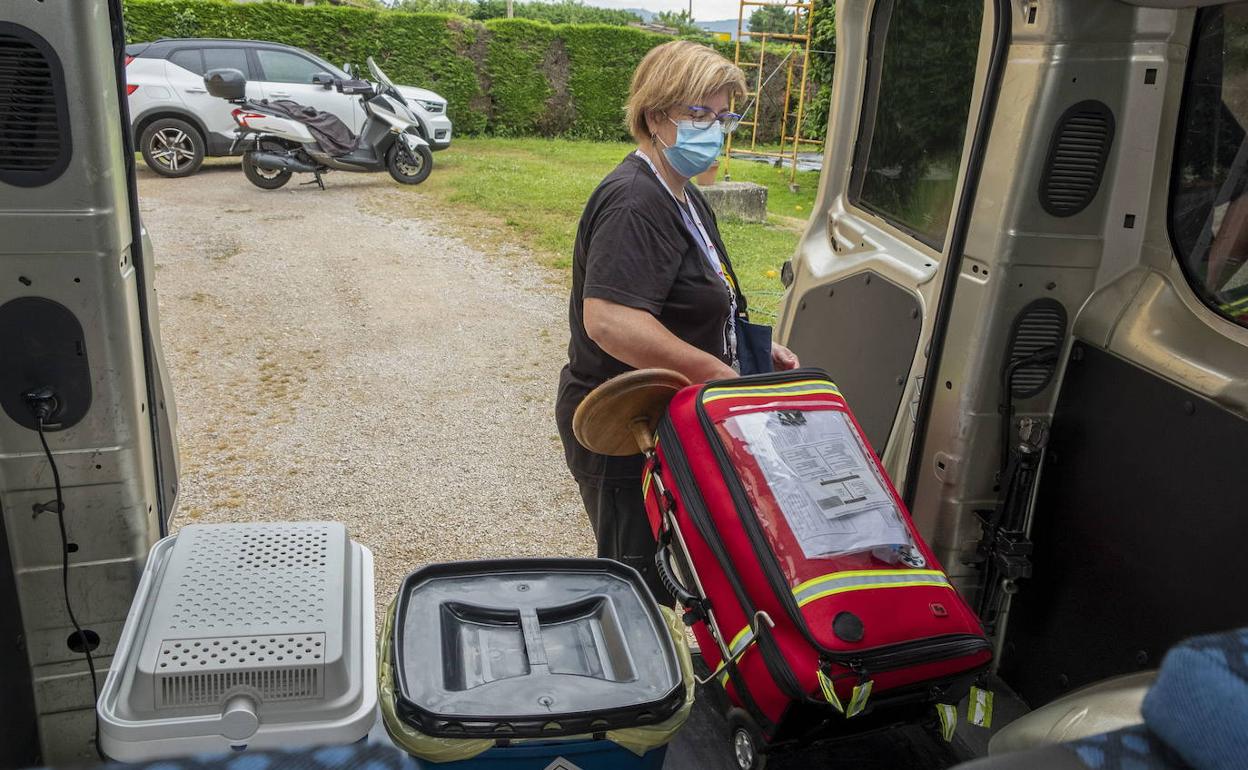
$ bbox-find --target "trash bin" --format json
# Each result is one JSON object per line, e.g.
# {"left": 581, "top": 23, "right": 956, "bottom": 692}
{"left": 97, "top": 522, "right": 377, "bottom": 761}
{"left": 380, "top": 558, "right": 694, "bottom": 769}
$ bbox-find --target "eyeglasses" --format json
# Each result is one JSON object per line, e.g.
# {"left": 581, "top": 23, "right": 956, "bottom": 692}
{"left": 684, "top": 105, "right": 743, "bottom": 134}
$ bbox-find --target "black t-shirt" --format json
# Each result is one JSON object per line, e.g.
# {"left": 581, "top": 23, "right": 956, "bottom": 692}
{"left": 556, "top": 153, "right": 746, "bottom": 482}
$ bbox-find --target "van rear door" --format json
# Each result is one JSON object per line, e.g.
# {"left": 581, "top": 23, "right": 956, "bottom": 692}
{"left": 775, "top": 0, "right": 998, "bottom": 490}
{"left": 0, "top": 0, "right": 179, "bottom": 763}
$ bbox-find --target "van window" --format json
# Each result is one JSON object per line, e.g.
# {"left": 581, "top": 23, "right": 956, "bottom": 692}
{"left": 848, "top": 0, "right": 985, "bottom": 249}
{"left": 1170, "top": 6, "right": 1248, "bottom": 328}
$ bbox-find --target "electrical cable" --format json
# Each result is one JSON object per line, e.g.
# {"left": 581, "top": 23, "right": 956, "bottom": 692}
{"left": 35, "top": 417, "right": 107, "bottom": 762}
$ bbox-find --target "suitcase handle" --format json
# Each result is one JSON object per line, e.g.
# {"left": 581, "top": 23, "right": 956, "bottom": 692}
{"left": 655, "top": 532, "right": 704, "bottom": 618}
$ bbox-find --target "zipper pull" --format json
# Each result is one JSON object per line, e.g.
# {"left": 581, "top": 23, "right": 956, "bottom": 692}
{"left": 816, "top": 665, "right": 844, "bottom": 714}
{"left": 846, "top": 661, "right": 874, "bottom": 719}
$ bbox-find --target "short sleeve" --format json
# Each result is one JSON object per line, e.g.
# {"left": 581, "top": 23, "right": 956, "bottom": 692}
{"left": 583, "top": 206, "right": 686, "bottom": 315}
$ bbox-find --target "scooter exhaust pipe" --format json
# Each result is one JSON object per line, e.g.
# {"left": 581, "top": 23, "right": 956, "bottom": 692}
{"left": 249, "top": 151, "right": 318, "bottom": 174}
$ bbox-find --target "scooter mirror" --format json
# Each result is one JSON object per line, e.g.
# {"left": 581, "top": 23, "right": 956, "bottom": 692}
{"left": 312, "top": 72, "right": 334, "bottom": 89}
{"left": 342, "top": 62, "right": 354, "bottom": 76}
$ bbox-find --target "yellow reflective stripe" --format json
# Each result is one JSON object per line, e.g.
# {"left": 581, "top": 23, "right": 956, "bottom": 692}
{"left": 797, "top": 580, "right": 954, "bottom": 607}
{"left": 727, "top": 624, "right": 753, "bottom": 654}
{"left": 792, "top": 569, "right": 946, "bottom": 596}
{"left": 792, "top": 570, "right": 952, "bottom": 607}
{"left": 703, "top": 379, "right": 837, "bottom": 397}
{"left": 702, "top": 386, "right": 842, "bottom": 404}
{"left": 708, "top": 379, "right": 833, "bottom": 389}
{"left": 713, "top": 624, "right": 756, "bottom": 683}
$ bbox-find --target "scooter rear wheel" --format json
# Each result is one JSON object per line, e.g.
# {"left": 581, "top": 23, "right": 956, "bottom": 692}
{"left": 387, "top": 142, "right": 432, "bottom": 185}
{"left": 242, "top": 152, "right": 293, "bottom": 190}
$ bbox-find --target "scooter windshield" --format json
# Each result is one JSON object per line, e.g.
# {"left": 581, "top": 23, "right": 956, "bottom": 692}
{"left": 366, "top": 57, "right": 396, "bottom": 92}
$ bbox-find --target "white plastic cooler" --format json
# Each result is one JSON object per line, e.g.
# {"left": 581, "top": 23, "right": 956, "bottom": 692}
{"left": 97, "top": 522, "right": 376, "bottom": 760}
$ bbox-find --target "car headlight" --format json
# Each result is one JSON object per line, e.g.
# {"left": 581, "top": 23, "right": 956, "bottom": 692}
{"left": 411, "top": 99, "right": 445, "bottom": 114}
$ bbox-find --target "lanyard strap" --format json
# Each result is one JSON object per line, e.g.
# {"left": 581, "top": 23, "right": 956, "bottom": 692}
{"left": 634, "top": 149, "right": 738, "bottom": 364}
{"left": 634, "top": 150, "right": 725, "bottom": 276}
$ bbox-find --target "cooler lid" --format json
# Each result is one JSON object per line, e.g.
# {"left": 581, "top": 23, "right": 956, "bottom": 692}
{"left": 392, "top": 558, "right": 684, "bottom": 738}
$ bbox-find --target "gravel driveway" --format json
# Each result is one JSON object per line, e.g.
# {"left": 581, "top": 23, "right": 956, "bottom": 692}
{"left": 139, "top": 161, "right": 593, "bottom": 615}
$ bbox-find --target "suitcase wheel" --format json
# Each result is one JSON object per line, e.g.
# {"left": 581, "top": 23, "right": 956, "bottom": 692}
{"left": 727, "top": 708, "right": 768, "bottom": 770}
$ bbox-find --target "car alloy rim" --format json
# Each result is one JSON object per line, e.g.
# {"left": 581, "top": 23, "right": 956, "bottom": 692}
{"left": 733, "top": 728, "right": 754, "bottom": 769}
{"left": 150, "top": 128, "right": 196, "bottom": 171}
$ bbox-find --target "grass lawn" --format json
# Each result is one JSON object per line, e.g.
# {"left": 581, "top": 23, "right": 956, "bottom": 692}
{"left": 406, "top": 137, "right": 820, "bottom": 319}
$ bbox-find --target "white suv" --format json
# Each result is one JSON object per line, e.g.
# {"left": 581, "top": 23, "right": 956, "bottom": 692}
{"left": 125, "top": 38, "right": 453, "bottom": 177}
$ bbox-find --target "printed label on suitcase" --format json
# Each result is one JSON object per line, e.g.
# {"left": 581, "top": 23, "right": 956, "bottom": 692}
{"left": 722, "top": 409, "right": 915, "bottom": 559}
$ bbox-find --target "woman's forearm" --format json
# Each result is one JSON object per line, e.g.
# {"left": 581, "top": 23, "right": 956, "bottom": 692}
{"left": 584, "top": 298, "right": 737, "bottom": 382}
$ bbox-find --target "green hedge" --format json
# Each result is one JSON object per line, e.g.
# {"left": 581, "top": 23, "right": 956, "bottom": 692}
{"left": 482, "top": 19, "right": 556, "bottom": 136}
{"left": 122, "top": 0, "right": 805, "bottom": 141}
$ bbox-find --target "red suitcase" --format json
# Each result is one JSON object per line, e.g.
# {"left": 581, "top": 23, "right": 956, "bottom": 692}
{"left": 642, "top": 370, "right": 991, "bottom": 751}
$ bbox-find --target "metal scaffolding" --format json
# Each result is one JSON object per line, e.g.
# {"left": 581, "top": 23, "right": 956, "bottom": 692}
{"left": 724, "top": 0, "right": 822, "bottom": 190}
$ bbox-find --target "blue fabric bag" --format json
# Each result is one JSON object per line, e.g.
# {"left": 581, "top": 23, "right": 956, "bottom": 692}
{"left": 736, "top": 318, "right": 773, "bottom": 376}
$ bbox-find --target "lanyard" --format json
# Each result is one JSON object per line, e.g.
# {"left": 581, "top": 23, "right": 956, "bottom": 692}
{"left": 634, "top": 150, "right": 738, "bottom": 362}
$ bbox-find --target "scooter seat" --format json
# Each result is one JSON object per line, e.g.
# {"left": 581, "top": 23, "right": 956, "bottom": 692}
{"left": 263, "top": 99, "right": 358, "bottom": 157}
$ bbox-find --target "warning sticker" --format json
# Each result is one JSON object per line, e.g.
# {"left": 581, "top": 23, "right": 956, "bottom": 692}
{"left": 724, "top": 410, "right": 914, "bottom": 560}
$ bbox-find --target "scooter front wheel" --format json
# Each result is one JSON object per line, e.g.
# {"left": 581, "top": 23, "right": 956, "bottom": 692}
{"left": 242, "top": 152, "right": 293, "bottom": 190}
{"left": 387, "top": 142, "right": 432, "bottom": 185}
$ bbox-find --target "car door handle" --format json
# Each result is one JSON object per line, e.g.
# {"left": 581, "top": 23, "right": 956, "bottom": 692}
{"left": 270, "top": 90, "right": 291, "bottom": 98}
{"left": 185, "top": 87, "right": 207, "bottom": 94}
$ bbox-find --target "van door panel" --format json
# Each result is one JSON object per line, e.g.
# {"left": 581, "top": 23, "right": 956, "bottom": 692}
{"left": 0, "top": 1, "right": 178, "bottom": 762}
{"left": 777, "top": 0, "right": 993, "bottom": 498}
{"left": 784, "top": 271, "right": 922, "bottom": 452}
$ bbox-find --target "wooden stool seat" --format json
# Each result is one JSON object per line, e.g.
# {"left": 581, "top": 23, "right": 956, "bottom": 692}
{"left": 573, "top": 368, "right": 691, "bottom": 456}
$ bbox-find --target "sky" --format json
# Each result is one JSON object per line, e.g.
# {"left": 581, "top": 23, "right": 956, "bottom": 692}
{"left": 591, "top": 0, "right": 747, "bottom": 21}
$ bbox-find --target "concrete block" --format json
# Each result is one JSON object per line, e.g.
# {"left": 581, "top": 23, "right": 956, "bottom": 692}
{"left": 698, "top": 181, "right": 768, "bottom": 223}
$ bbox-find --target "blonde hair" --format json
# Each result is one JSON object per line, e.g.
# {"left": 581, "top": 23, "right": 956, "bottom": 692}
{"left": 625, "top": 40, "right": 747, "bottom": 142}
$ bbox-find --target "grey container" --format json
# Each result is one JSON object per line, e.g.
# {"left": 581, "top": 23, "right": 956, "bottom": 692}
{"left": 97, "top": 522, "right": 377, "bottom": 761}
{"left": 391, "top": 558, "right": 685, "bottom": 739}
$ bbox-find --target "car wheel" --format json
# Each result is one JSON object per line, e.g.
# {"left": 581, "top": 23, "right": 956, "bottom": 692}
{"left": 386, "top": 142, "right": 432, "bottom": 185}
{"left": 140, "top": 118, "right": 205, "bottom": 178}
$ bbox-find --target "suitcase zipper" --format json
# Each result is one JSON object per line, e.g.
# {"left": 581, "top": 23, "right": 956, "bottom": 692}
{"left": 841, "top": 634, "right": 991, "bottom": 675}
{"left": 694, "top": 371, "right": 992, "bottom": 672}
{"left": 657, "top": 416, "right": 807, "bottom": 701}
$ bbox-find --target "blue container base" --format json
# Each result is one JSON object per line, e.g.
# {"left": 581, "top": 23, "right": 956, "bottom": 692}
{"left": 411, "top": 739, "right": 668, "bottom": 770}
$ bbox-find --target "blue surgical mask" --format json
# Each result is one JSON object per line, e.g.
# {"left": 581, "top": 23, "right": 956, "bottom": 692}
{"left": 658, "top": 119, "right": 723, "bottom": 178}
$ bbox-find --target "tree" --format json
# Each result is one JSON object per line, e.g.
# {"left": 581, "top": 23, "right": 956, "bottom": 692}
{"left": 748, "top": 4, "right": 795, "bottom": 36}
{"left": 653, "top": 9, "right": 704, "bottom": 36}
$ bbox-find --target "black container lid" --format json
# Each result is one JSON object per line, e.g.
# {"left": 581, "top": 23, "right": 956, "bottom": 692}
{"left": 392, "top": 558, "right": 684, "bottom": 739}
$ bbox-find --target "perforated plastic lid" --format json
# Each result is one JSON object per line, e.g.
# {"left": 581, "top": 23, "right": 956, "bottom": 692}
{"left": 392, "top": 558, "right": 684, "bottom": 738}
{"left": 98, "top": 522, "right": 377, "bottom": 761}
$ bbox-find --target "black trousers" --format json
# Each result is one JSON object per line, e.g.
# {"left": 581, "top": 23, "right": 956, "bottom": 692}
{"left": 577, "top": 476, "right": 673, "bottom": 606}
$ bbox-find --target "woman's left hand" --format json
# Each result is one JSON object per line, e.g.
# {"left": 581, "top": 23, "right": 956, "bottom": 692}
{"left": 771, "top": 341, "right": 800, "bottom": 370}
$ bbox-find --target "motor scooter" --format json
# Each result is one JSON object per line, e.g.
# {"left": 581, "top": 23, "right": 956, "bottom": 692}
{"left": 204, "top": 57, "right": 432, "bottom": 190}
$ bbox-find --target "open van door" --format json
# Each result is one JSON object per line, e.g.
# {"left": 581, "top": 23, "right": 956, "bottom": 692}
{"left": 780, "top": 0, "right": 1248, "bottom": 717}
{"left": 0, "top": 0, "right": 178, "bottom": 763}
{"left": 775, "top": 0, "right": 1006, "bottom": 499}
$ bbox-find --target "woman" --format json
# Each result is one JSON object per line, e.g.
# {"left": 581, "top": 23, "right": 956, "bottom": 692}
{"left": 556, "top": 40, "right": 800, "bottom": 598}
